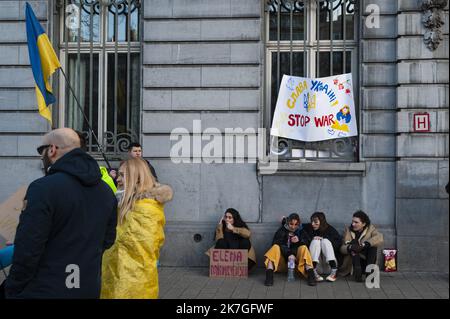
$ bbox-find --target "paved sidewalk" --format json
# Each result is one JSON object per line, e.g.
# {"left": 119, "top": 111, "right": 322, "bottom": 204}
{"left": 158, "top": 267, "right": 449, "bottom": 299}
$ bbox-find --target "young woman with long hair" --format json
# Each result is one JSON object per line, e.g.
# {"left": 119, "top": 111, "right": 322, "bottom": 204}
{"left": 302, "top": 212, "right": 341, "bottom": 282}
{"left": 263, "top": 213, "right": 316, "bottom": 287}
{"left": 101, "top": 158, "right": 173, "bottom": 298}
{"left": 212, "top": 208, "right": 257, "bottom": 270}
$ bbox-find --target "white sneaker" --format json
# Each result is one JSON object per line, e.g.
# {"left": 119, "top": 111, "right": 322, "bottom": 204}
{"left": 313, "top": 269, "right": 324, "bottom": 282}
{"left": 326, "top": 269, "right": 338, "bottom": 282}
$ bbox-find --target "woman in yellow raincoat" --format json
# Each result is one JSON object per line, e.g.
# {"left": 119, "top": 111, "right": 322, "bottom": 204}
{"left": 101, "top": 158, "right": 173, "bottom": 299}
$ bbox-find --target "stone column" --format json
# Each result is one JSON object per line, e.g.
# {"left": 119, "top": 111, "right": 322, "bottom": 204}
{"left": 396, "top": 0, "right": 449, "bottom": 272}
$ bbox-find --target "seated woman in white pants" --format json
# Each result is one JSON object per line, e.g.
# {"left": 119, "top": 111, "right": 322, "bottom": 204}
{"left": 302, "top": 212, "right": 342, "bottom": 282}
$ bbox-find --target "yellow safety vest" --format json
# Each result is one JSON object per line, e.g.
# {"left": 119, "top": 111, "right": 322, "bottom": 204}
{"left": 100, "top": 166, "right": 117, "bottom": 194}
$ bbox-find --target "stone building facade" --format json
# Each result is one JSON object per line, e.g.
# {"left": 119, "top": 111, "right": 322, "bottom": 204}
{"left": 0, "top": 0, "right": 448, "bottom": 272}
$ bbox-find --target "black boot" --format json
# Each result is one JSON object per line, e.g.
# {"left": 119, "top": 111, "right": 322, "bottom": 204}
{"left": 307, "top": 268, "right": 317, "bottom": 286}
{"left": 353, "top": 265, "right": 363, "bottom": 282}
{"left": 351, "top": 254, "right": 363, "bottom": 283}
{"left": 264, "top": 269, "right": 274, "bottom": 286}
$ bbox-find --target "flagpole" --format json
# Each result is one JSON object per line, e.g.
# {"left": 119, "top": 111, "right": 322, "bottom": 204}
{"left": 59, "top": 68, "right": 112, "bottom": 171}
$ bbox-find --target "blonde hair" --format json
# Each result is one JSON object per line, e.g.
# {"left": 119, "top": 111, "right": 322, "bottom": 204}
{"left": 118, "top": 158, "right": 156, "bottom": 224}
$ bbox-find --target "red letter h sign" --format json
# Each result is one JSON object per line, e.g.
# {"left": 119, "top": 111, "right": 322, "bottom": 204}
{"left": 413, "top": 113, "right": 430, "bottom": 132}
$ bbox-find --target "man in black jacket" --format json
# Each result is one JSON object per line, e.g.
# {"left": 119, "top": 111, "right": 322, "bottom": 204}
{"left": 127, "top": 142, "right": 158, "bottom": 180}
{"left": 5, "top": 128, "right": 117, "bottom": 299}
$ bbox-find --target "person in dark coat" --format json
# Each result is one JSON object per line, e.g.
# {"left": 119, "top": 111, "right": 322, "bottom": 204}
{"left": 263, "top": 213, "right": 316, "bottom": 287}
{"left": 128, "top": 142, "right": 158, "bottom": 180}
{"left": 302, "top": 212, "right": 341, "bottom": 282}
{"left": 109, "top": 142, "right": 158, "bottom": 182}
{"left": 5, "top": 128, "right": 117, "bottom": 299}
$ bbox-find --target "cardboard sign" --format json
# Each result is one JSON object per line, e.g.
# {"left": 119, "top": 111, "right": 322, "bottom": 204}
{"left": 271, "top": 73, "right": 358, "bottom": 142}
{"left": 209, "top": 249, "right": 248, "bottom": 278}
{"left": 0, "top": 186, "right": 27, "bottom": 246}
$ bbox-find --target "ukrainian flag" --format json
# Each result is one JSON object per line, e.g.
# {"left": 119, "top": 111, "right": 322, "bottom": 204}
{"left": 25, "top": 2, "right": 61, "bottom": 123}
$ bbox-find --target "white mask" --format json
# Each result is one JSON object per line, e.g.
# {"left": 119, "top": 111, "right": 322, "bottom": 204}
{"left": 115, "top": 189, "right": 125, "bottom": 202}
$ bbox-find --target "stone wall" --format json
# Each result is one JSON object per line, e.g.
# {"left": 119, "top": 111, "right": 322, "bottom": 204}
{"left": 141, "top": 0, "right": 262, "bottom": 226}
{"left": 0, "top": 1, "right": 49, "bottom": 204}
{"left": 395, "top": 0, "right": 449, "bottom": 272}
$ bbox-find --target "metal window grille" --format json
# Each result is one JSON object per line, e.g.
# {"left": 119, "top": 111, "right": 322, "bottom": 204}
{"left": 265, "top": 0, "right": 359, "bottom": 161}
{"left": 55, "top": 0, "right": 141, "bottom": 157}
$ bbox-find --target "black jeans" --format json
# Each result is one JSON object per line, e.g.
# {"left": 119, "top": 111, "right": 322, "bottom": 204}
{"left": 215, "top": 237, "right": 251, "bottom": 250}
{"left": 215, "top": 233, "right": 254, "bottom": 270}
{"left": 351, "top": 246, "right": 378, "bottom": 274}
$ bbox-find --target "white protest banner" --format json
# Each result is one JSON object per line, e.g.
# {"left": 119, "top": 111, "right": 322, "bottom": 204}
{"left": 271, "top": 73, "right": 357, "bottom": 142}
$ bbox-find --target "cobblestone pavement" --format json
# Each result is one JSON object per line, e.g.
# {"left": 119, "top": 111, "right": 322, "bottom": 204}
{"left": 158, "top": 267, "right": 449, "bottom": 299}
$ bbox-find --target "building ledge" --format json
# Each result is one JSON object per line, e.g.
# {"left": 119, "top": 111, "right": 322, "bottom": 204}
{"left": 257, "top": 160, "right": 366, "bottom": 176}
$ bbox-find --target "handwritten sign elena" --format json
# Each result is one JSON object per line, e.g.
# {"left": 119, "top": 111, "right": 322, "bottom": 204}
{"left": 209, "top": 249, "right": 248, "bottom": 278}
{"left": 271, "top": 73, "right": 358, "bottom": 142}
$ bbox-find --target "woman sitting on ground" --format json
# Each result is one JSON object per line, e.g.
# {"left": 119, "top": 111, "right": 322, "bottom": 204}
{"left": 211, "top": 208, "right": 256, "bottom": 271}
{"left": 302, "top": 212, "right": 341, "bottom": 283}
{"left": 339, "top": 210, "right": 384, "bottom": 282}
{"left": 263, "top": 213, "right": 316, "bottom": 287}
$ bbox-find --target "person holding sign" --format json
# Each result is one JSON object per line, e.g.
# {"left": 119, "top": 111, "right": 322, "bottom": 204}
{"left": 301, "top": 212, "right": 341, "bottom": 283}
{"left": 339, "top": 210, "right": 384, "bottom": 282}
{"left": 263, "top": 213, "right": 316, "bottom": 286}
{"left": 212, "top": 208, "right": 257, "bottom": 271}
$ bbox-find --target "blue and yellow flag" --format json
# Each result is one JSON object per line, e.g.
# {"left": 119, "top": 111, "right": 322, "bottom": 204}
{"left": 25, "top": 2, "right": 61, "bottom": 123}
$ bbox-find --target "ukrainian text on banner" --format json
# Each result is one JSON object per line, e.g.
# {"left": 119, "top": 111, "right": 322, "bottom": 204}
{"left": 270, "top": 73, "right": 357, "bottom": 142}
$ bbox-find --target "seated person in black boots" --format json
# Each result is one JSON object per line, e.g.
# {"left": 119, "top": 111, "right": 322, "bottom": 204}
{"left": 263, "top": 213, "right": 316, "bottom": 287}
{"left": 339, "top": 210, "right": 384, "bottom": 282}
{"left": 208, "top": 208, "right": 256, "bottom": 271}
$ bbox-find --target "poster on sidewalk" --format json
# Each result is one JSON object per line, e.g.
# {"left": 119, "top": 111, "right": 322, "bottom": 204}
{"left": 209, "top": 249, "right": 248, "bottom": 278}
{"left": 271, "top": 73, "right": 358, "bottom": 142}
{"left": 0, "top": 185, "right": 27, "bottom": 245}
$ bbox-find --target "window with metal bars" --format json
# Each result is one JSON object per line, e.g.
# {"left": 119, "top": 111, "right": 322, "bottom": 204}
{"left": 56, "top": 0, "right": 141, "bottom": 156}
{"left": 265, "top": 0, "right": 359, "bottom": 161}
